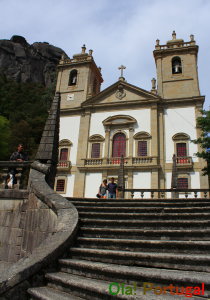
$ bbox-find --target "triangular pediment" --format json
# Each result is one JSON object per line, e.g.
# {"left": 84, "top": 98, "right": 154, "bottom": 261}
{"left": 82, "top": 80, "right": 160, "bottom": 107}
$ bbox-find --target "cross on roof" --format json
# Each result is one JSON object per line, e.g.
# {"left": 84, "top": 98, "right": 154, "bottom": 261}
{"left": 118, "top": 65, "right": 126, "bottom": 77}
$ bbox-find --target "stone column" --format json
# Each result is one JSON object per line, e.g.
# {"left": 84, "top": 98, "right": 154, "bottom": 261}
{"left": 74, "top": 110, "right": 91, "bottom": 197}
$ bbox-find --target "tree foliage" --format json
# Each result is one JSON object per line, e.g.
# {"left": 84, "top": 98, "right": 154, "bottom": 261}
{"left": 192, "top": 110, "right": 210, "bottom": 176}
{"left": 0, "top": 74, "right": 54, "bottom": 160}
{"left": 0, "top": 115, "right": 11, "bottom": 159}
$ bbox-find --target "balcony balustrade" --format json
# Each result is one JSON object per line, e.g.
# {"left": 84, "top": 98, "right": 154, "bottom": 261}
{"left": 57, "top": 160, "right": 71, "bottom": 170}
{"left": 83, "top": 156, "right": 158, "bottom": 167}
{"left": 176, "top": 156, "right": 193, "bottom": 167}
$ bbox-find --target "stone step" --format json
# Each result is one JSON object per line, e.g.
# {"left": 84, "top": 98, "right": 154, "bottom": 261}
{"left": 79, "top": 212, "right": 210, "bottom": 220}
{"left": 44, "top": 272, "right": 203, "bottom": 300}
{"left": 80, "top": 218, "right": 210, "bottom": 229}
{"left": 75, "top": 206, "right": 210, "bottom": 213}
{"left": 70, "top": 200, "right": 210, "bottom": 208}
{"left": 70, "top": 247, "right": 210, "bottom": 272}
{"left": 79, "top": 227, "right": 210, "bottom": 240}
{"left": 59, "top": 258, "right": 210, "bottom": 296}
{"left": 68, "top": 197, "right": 209, "bottom": 204}
{"left": 28, "top": 286, "right": 84, "bottom": 300}
{"left": 76, "top": 237, "right": 210, "bottom": 253}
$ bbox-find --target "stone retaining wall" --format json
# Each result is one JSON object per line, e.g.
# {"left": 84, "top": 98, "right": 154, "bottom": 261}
{"left": 0, "top": 166, "right": 78, "bottom": 297}
{"left": 0, "top": 190, "right": 58, "bottom": 263}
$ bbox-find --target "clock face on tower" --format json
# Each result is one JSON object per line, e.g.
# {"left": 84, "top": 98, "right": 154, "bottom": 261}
{"left": 67, "top": 94, "right": 74, "bottom": 101}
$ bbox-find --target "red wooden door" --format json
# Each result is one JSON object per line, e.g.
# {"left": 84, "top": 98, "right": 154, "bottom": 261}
{"left": 112, "top": 133, "right": 126, "bottom": 157}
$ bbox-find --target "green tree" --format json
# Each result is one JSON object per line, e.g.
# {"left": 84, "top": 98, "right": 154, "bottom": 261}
{"left": 0, "top": 115, "right": 11, "bottom": 160}
{"left": 192, "top": 110, "right": 210, "bottom": 176}
{"left": 0, "top": 74, "right": 54, "bottom": 160}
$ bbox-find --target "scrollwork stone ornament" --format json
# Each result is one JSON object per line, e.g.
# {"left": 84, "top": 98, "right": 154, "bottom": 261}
{"left": 115, "top": 84, "right": 126, "bottom": 100}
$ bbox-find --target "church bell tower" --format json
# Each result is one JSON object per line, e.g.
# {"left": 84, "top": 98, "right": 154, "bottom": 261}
{"left": 153, "top": 31, "right": 200, "bottom": 99}
{"left": 56, "top": 45, "right": 103, "bottom": 110}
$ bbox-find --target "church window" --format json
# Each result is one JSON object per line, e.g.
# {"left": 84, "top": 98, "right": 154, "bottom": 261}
{"left": 176, "top": 143, "right": 187, "bottom": 157}
{"left": 60, "top": 148, "right": 68, "bottom": 161}
{"left": 112, "top": 133, "right": 126, "bottom": 157}
{"left": 177, "top": 177, "right": 188, "bottom": 189}
{"left": 138, "top": 141, "right": 147, "bottom": 156}
{"left": 172, "top": 57, "right": 182, "bottom": 74}
{"left": 91, "top": 143, "right": 100, "bottom": 158}
{"left": 56, "top": 179, "right": 65, "bottom": 192}
{"left": 68, "top": 69, "right": 77, "bottom": 85}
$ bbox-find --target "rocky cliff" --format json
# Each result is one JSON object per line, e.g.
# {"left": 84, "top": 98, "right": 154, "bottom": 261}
{"left": 0, "top": 35, "right": 67, "bottom": 87}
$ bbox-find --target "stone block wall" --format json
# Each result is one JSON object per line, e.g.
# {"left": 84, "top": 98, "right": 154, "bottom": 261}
{"left": 0, "top": 190, "right": 57, "bottom": 263}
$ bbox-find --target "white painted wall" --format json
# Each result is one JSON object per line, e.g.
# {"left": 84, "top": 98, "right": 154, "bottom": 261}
{"left": 60, "top": 116, "right": 80, "bottom": 165}
{"left": 133, "top": 172, "right": 151, "bottom": 198}
{"left": 89, "top": 109, "right": 151, "bottom": 137}
{"left": 85, "top": 173, "right": 102, "bottom": 198}
{"left": 62, "top": 174, "right": 75, "bottom": 197}
{"left": 164, "top": 107, "right": 198, "bottom": 162}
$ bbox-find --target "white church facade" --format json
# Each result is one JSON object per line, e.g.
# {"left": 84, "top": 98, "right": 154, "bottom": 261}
{"left": 54, "top": 32, "right": 208, "bottom": 198}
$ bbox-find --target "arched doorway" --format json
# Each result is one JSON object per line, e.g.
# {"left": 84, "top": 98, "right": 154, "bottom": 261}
{"left": 112, "top": 133, "right": 126, "bottom": 157}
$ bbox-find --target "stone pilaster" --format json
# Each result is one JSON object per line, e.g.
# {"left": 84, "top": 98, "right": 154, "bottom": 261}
{"left": 74, "top": 110, "right": 91, "bottom": 197}
{"left": 104, "top": 128, "right": 111, "bottom": 159}
{"left": 158, "top": 104, "right": 165, "bottom": 189}
{"left": 151, "top": 169, "right": 159, "bottom": 198}
{"left": 128, "top": 127, "right": 134, "bottom": 159}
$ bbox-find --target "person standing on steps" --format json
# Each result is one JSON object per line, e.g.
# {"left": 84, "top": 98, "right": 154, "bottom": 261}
{"left": 98, "top": 179, "right": 108, "bottom": 199}
{"left": 107, "top": 177, "right": 118, "bottom": 199}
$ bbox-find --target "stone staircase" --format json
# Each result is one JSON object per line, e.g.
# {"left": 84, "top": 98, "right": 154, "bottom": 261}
{"left": 28, "top": 197, "right": 210, "bottom": 299}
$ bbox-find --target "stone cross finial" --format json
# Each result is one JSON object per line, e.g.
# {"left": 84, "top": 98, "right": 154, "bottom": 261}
{"left": 118, "top": 65, "right": 126, "bottom": 78}
{"left": 172, "top": 31, "right": 176, "bottom": 40}
{"left": 81, "top": 44, "right": 86, "bottom": 54}
{"left": 156, "top": 39, "right": 160, "bottom": 46}
{"left": 190, "top": 34, "right": 194, "bottom": 41}
{"left": 151, "top": 78, "right": 156, "bottom": 90}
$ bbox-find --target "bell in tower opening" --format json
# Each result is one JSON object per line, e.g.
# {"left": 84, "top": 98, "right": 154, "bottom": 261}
{"left": 172, "top": 57, "right": 182, "bottom": 74}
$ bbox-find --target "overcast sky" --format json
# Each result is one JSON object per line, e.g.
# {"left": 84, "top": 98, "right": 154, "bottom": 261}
{"left": 1, "top": 0, "right": 210, "bottom": 109}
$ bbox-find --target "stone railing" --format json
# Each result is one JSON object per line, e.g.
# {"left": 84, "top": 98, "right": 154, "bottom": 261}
{"left": 84, "top": 158, "right": 103, "bottom": 165}
{"left": 155, "top": 41, "right": 196, "bottom": 50}
{"left": 57, "top": 160, "right": 71, "bottom": 170}
{"left": 0, "top": 162, "right": 78, "bottom": 297}
{"left": 132, "top": 156, "right": 157, "bottom": 164}
{"left": 0, "top": 161, "right": 32, "bottom": 189}
{"left": 83, "top": 157, "right": 158, "bottom": 166}
{"left": 124, "top": 188, "right": 210, "bottom": 199}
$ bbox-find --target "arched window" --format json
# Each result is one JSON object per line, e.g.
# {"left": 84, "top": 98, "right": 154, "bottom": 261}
{"left": 172, "top": 57, "right": 182, "bottom": 74}
{"left": 68, "top": 69, "right": 77, "bottom": 86}
{"left": 112, "top": 133, "right": 126, "bottom": 158}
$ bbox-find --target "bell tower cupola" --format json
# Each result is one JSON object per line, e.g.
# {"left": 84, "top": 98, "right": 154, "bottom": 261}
{"left": 56, "top": 45, "right": 103, "bottom": 109}
{"left": 153, "top": 31, "right": 200, "bottom": 99}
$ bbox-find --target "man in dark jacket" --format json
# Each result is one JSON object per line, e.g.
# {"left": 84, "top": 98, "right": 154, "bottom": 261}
{"left": 7, "top": 144, "right": 28, "bottom": 188}
{"left": 107, "top": 177, "right": 118, "bottom": 198}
